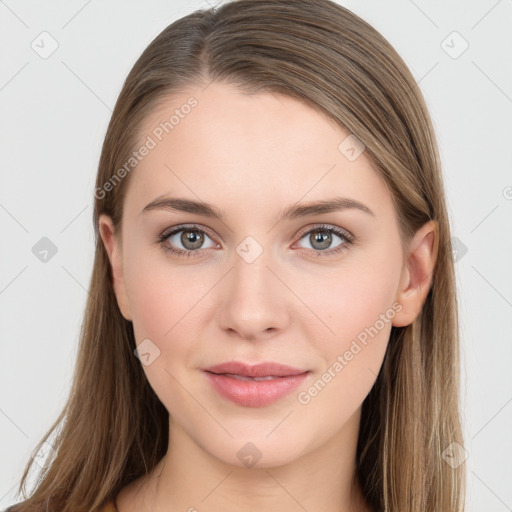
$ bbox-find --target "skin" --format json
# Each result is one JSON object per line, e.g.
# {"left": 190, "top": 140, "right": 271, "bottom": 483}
{"left": 99, "top": 81, "right": 438, "bottom": 512}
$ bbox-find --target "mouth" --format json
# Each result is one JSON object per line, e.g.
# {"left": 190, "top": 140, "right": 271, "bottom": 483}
{"left": 202, "top": 362, "right": 311, "bottom": 407}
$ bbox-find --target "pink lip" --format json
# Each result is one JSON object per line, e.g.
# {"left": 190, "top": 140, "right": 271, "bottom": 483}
{"left": 203, "top": 361, "right": 310, "bottom": 407}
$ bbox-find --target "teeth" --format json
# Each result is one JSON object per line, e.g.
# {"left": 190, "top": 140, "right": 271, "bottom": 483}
{"left": 224, "top": 373, "right": 280, "bottom": 381}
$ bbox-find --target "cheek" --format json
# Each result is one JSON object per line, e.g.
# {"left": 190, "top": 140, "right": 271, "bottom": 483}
{"left": 302, "top": 280, "right": 393, "bottom": 403}
{"left": 123, "top": 252, "right": 211, "bottom": 411}
{"left": 292, "top": 271, "right": 397, "bottom": 444}
{"left": 293, "top": 242, "right": 402, "bottom": 406}
{"left": 124, "top": 244, "right": 213, "bottom": 340}
{"left": 123, "top": 248, "right": 221, "bottom": 390}
{"left": 304, "top": 244, "right": 403, "bottom": 347}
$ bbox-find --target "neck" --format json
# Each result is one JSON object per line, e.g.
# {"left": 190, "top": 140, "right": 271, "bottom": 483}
{"left": 123, "top": 407, "right": 371, "bottom": 512}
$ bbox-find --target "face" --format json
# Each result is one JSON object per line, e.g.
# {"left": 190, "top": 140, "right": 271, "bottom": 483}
{"left": 99, "top": 81, "right": 435, "bottom": 469}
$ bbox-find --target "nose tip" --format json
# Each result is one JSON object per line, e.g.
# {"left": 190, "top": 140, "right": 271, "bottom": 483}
{"left": 217, "top": 251, "right": 290, "bottom": 340}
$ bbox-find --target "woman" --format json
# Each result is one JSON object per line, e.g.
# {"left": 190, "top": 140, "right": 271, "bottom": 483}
{"left": 7, "top": 0, "right": 465, "bottom": 510}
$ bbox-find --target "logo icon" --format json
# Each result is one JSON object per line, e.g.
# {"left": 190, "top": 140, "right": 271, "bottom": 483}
{"left": 236, "top": 236, "right": 263, "bottom": 264}
{"left": 441, "top": 441, "right": 468, "bottom": 469}
{"left": 31, "top": 31, "right": 59, "bottom": 59}
{"left": 134, "top": 338, "right": 161, "bottom": 366}
{"left": 441, "top": 31, "right": 469, "bottom": 59}
{"left": 237, "top": 442, "right": 263, "bottom": 468}
{"left": 338, "top": 134, "right": 366, "bottom": 161}
{"left": 31, "top": 441, "right": 57, "bottom": 469}
{"left": 32, "top": 237, "right": 58, "bottom": 263}
{"left": 451, "top": 237, "right": 468, "bottom": 263}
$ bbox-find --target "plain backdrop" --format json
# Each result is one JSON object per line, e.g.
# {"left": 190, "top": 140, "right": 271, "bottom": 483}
{"left": 1, "top": 0, "right": 511, "bottom": 510}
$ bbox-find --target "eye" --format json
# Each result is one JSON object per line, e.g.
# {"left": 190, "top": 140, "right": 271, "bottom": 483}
{"left": 157, "top": 225, "right": 218, "bottom": 256}
{"left": 295, "top": 224, "right": 354, "bottom": 257}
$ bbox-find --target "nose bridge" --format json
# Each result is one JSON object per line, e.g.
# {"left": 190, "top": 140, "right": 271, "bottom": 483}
{"left": 233, "top": 236, "right": 273, "bottom": 295}
{"left": 231, "top": 233, "right": 279, "bottom": 307}
{"left": 217, "top": 234, "right": 290, "bottom": 338}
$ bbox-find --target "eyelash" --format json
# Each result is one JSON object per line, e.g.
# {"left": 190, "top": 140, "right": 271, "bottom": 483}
{"left": 156, "top": 223, "right": 355, "bottom": 258}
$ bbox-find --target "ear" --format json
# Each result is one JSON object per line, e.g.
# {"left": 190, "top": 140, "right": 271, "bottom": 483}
{"left": 392, "top": 220, "right": 439, "bottom": 327}
{"left": 98, "top": 214, "right": 132, "bottom": 321}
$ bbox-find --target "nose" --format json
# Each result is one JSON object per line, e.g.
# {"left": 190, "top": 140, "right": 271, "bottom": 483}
{"left": 216, "top": 244, "right": 291, "bottom": 341}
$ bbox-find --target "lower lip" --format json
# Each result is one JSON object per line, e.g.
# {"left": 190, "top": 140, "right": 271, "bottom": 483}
{"left": 204, "top": 371, "right": 310, "bottom": 407}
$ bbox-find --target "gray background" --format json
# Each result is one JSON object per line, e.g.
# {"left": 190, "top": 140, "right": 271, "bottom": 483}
{"left": 1, "top": 0, "right": 511, "bottom": 509}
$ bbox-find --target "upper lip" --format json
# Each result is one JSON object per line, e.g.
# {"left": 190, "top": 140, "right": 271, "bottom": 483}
{"left": 203, "top": 361, "right": 309, "bottom": 378}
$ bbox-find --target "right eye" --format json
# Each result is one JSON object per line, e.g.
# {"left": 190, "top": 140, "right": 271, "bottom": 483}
{"left": 157, "top": 225, "right": 218, "bottom": 256}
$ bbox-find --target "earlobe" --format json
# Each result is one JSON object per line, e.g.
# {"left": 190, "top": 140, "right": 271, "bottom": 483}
{"left": 392, "top": 220, "right": 438, "bottom": 327}
{"left": 98, "top": 214, "right": 133, "bottom": 321}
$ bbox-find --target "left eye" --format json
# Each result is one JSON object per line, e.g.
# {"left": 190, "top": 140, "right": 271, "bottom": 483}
{"left": 295, "top": 226, "right": 352, "bottom": 254}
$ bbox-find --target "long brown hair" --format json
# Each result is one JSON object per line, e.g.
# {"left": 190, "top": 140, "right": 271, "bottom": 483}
{"left": 9, "top": 1, "right": 465, "bottom": 510}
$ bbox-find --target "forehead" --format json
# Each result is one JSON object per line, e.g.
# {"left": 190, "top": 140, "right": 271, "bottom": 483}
{"left": 123, "top": 81, "right": 390, "bottom": 221}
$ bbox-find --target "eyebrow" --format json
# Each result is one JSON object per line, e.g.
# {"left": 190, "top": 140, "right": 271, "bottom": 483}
{"left": 140, "top": 195, "right": 375, "bottom": 220}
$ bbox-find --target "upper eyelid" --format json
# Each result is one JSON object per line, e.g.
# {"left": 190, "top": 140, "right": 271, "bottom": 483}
{"left": 295, "top": 224, "right": 353, "bottom": 240}
{"left": 161, "top": 224, "right": 218, "bottom": 243}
